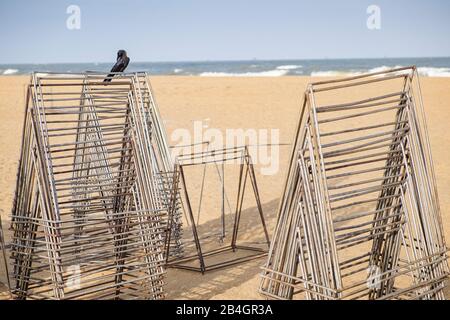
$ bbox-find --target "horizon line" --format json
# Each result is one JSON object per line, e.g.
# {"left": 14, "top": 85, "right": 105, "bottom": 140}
{"left": 1, "top": 56, "right": 450, "bottom": 66}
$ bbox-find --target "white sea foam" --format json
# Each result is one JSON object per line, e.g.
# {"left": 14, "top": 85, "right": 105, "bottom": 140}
{"left": 276, "top": 65, "right": 302, "bottom": 70}
{"left": 310, "top": 70, "right": 362, "bottom": 77}
{"left": 310, "top": 68, "right": 401, "bottom": 77}
{"left": 311, "top": 66, "right": 450, "bottom": 78}
{"left": 417, "top": 67, "right": 450, "bottom": 77}
{"left": 368, "top": 66, "right": 395, "bottom": 73}
{"left": 2, "top": 68, "right": 18, "bottom": 75}
{"left": 173, "top": 68, "right": 183, "bottom": 73}
{"left": 199, "top": 69, "right": 289, "bottom": 77}
{"left": 366, "top": 65, "right": 407, "bottom": 74}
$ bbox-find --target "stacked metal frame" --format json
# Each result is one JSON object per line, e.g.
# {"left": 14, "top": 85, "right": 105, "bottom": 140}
{"left": 259, "top": 66, "right": 448, "bottom": 300}
{"left": 9, "top": 72, "right": 177, "bottom": 299}
{"left": 0, "top": 215, "right": 10, "bottom": 293}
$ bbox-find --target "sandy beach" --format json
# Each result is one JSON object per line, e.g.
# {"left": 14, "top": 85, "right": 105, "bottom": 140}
{"left": 0, "top": 75, "right": 449, "bottom": 300}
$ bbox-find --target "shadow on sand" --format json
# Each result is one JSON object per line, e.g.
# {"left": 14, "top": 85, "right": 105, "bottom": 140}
{"left": 165, "top": 198, "right": 280, "bottom": 300}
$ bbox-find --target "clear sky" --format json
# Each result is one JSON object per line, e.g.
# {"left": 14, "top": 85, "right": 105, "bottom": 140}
{"left": 1, "top": 0, "right": 449, "bottom": 64}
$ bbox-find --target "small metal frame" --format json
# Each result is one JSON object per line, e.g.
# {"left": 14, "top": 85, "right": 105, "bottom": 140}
{"left": 166, "top": 146, "right": 270, "bottom": 273}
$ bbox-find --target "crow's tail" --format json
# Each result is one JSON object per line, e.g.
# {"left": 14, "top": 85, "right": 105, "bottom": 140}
{"left": 103, "top": 74, "right": 114, "bottom": 83}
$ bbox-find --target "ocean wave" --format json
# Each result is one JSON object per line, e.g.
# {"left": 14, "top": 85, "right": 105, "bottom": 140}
{"left": 311, "top": 66, "right": 450, "bottom": 77}
{"left": 2, "top": 68, "right": 18, "bottom": 75}
{"left": 310, "top": 70, "right": 361, "bottom": 77}
{"left": 417, "top": 67, "right": 450, "bottom": 77}
{"left": 276, "top": 65, "right": 302, "bottom": 70}
{"left": 310, "top": 68, "right": 400, "bottom": 77}
{"left": 199, "top": 69, "right": 289, "bottom": 77}
{"left": 368, "top": 65, "right": 403, "bottom": 73}
{"left": 173, "top": 68, "right": 183, "bottom": 73}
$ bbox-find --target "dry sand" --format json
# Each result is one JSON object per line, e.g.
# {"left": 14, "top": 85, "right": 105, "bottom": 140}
{"left": 0, "top": 75, "right": 449, "bottom": 300}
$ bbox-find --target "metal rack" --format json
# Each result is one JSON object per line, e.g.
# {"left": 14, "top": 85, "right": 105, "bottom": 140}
{"left": 8, "top": 72, "right": 178, "bottom": 299}
{"left": 260, "top": 66, "right": 449, "bottom": 300}
{"left": 166, "top": 146, "right": 270, "bottom": 273}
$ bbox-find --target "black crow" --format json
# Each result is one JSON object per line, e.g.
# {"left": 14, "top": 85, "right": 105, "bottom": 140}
{"left": 103, "top": 50, "right": 130, "bottom": 83}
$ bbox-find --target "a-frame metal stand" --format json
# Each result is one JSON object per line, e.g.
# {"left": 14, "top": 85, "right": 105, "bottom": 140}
{"left": 166, "top": 146, "right": 270, "bottom": 273}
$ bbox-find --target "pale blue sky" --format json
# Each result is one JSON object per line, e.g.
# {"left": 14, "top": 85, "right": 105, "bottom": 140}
{"left": 1, "top": 0, "right": 449, "bottom": 64}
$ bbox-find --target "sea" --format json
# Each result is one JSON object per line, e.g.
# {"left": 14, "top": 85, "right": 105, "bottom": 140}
{"left": 1, "top": 57, "right": 450, "bottom": 77}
